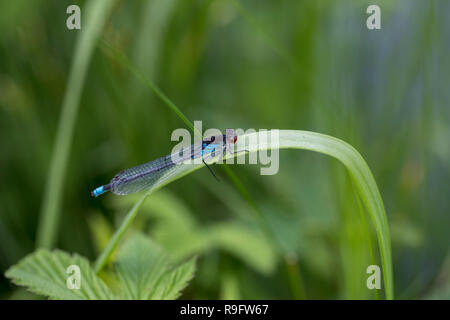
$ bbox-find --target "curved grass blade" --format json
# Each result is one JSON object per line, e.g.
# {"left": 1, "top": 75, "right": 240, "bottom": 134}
{"left": 95, "top": 130, "right": 394, "bottom": 299}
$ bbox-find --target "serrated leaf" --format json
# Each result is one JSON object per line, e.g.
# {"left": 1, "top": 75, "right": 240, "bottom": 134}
{"left": 5, "top": 249, "right": 114, "bottom": 300}
{"left": 114, "top": 233, "right": 168, "bottom": 299}
{"left": 150, "top": 257, "right": 196, "bottom": 300}
{"left": 114, "top": 233, "right": 195, "bottom": 299}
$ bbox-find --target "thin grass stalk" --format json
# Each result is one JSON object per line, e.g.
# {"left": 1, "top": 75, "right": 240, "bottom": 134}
{"left": 36, "top": 0, "right": 116, "bottom": 248}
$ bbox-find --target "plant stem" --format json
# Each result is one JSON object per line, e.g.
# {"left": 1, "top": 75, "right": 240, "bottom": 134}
{"left": 100, "top": 39, "right": 198, "bottom": 135}
{"left": 285, "top": 254, "right": 306, "bottom": 299}
{"left": 94, "top": 192, "right": 149, "bottom": 273}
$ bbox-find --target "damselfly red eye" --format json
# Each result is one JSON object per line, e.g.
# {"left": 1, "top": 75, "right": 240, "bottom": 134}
{"left": 225, "top": 128, "right": 237, "bottom": 144}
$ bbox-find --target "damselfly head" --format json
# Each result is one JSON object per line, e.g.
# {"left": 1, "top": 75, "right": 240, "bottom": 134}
{"left": 225, "top": 128, "right": 238, "bottom": 144}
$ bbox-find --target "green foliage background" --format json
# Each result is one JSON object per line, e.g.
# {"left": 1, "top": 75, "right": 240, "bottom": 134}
{"left": 0, "top": 0, "right": 449, "bottom": 299}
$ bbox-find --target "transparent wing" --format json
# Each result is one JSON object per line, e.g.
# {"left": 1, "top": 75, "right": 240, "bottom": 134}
{"left": 109, "top": 142, "right": 206, "bottom": 195}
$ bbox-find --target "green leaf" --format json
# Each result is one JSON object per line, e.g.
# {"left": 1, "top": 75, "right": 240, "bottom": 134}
{"left": 114, "top": 193, "right": 276, "bottom": 276}
{"left": 114, "top": 192, "right": 277, "bottom": 274}
{"left": 114, "top": 233, "right": 195, "bottom": 299}
{"left": 114, "top": 233, "right": 168, "bottom": 299}
{"left": 150, "top": 257, "right": 197, "bottom": 300}
{"left": 208, "top": 222, "right": 277, "bottom": 275}
{"left": 6, "top": 233, "right": 196, "bottom": 300}
{"left": 5, "top": 249, "right": 114, "bottom": 300}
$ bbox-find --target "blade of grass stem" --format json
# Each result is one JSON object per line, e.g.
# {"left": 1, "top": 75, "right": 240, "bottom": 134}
{"left": 100, "top": 39, "right": 197, "bottom": 135}
{"left": 353, "top": 183, "right": 380, "bottom": 300}
{"left": 36, "top": 0, "right": 116, "bottom": 248}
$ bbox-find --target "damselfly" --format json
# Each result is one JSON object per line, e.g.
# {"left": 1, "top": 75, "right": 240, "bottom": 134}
{"left": 91, "top": 129, "right": 240, "bottom": 197}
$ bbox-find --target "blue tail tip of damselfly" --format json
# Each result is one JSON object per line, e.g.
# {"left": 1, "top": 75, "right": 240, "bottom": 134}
{"left": 91, "top": 185, "right": 105, "bottom": 197}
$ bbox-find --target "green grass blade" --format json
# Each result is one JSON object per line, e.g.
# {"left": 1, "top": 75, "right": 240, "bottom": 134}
{"left": 95, "top": 130, "right": 394, "bottom": 299}
{"left": 355, "top": 187, "right": 380, "bottom": 300}
{"left": 100, "top": 39, "right": 198, "bottom": 135}
{"left": 276, "top": 130, "right": 393, "bottom": 299}
{"left": 36, "top": 0, "right": 116, "bottom": 248}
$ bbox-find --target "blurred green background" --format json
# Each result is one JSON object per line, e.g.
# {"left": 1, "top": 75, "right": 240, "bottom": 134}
{"left": 0, "top": 0, "right": 449, "bottom": 299}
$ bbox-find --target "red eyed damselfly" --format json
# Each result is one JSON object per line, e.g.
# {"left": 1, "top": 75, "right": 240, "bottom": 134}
{"left": 91, "top": 129, "right": 240, "bottom": 197}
